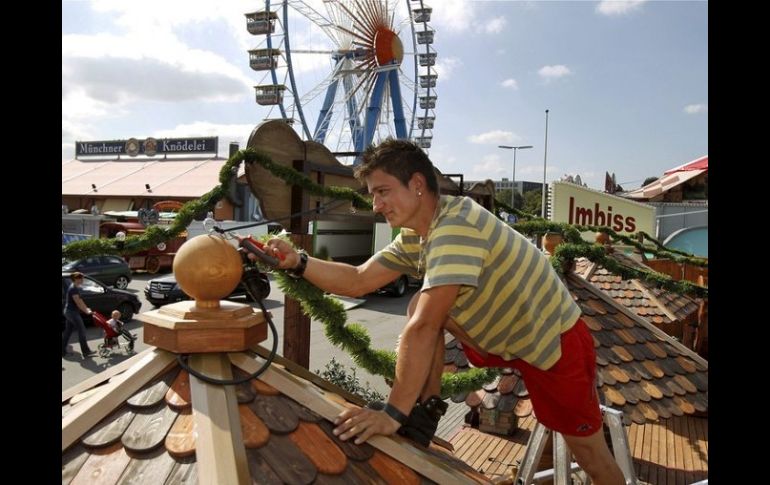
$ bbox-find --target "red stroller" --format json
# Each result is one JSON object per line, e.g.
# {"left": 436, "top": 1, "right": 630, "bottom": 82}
{"left": 92, "top": 311, "right": 135, "bottom": 357}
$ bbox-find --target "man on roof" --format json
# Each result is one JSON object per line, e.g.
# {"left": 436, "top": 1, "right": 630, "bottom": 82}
{"left": 260, "top": 139, "right": 625, "bottom": 485}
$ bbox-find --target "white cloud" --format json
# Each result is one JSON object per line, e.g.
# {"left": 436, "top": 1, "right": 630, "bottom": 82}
{"left": 468, "top": 130, "right": 516, "bottom": 145}
{"left": 596, "top": 1, "right": 647, "bottom": 16}
{"left": 431, "top": 0, "right": 477, "bottom": 33}
{"left": 470, "top": 155, "right": 507, "bottom": 179}
{"left": 431, "top": 0, "right": 505, "bottom": 35}
{"left": 433, "top": 57, "right": 462, "bottom": 81}
{"left": 483, "top": 17, "right": 507, "bottom": 34}
{"left": 683, "top": 103, "right": 708, "bottom": 115}
{"left": 538, "top": 65, "right": 572, "bottom": 81}
{"left": 501, "top": 79, "right": 519, "bottom": 90}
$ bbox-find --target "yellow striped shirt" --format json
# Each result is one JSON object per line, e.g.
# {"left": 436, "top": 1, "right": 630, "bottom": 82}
{"left": 375, "top": 195, "right": 581, "bottom": 369}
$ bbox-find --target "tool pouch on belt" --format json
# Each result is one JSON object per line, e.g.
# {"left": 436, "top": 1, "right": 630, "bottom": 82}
{"left": 368, "top": 395, "right": 448, "bottom": 447}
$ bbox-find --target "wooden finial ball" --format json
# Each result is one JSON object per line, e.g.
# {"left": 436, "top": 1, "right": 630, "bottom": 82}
{"left": 172, "top": 234, "right": 243, "bottom": 309}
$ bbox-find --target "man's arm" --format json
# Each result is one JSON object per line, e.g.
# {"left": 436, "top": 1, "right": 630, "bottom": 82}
{"left": 264, "top": 237, "right": 402, "bottom": 297}
{"left": 387, "top": 284, "right": 459, "bottom": 413}
{"left": 333, "top": 284, "right": 460, "bottom": 444}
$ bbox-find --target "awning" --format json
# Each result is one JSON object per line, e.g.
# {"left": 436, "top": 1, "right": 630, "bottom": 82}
{"left": 62, "top": 157, "right": 246, "bottom": 198}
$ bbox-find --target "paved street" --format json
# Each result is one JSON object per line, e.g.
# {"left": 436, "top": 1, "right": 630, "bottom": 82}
{"left": 62, "top": 271, "right": 416, "bottom": 397}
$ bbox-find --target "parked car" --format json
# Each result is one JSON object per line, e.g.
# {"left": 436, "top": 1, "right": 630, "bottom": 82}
{"left": 377, "top": 274, "right": 417, "bottom": 297}
{"left": 61, "top": 272, "right": 142, "bottom": 326}
{"left": 62, "top": 255, "right": 132, "bottom": 289}
{"left": 144, "top": 272, "right": 270, "bottom": 308}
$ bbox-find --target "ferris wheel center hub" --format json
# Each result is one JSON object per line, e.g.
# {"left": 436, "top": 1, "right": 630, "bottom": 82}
{"left": 374, "top": 28, "right": 403, "bottom": 66}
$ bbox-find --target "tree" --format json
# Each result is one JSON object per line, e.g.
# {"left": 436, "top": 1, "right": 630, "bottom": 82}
{"left": 495, "top": 189, "right": 524, "bottom": 210}
{"left": 642, "top": 176, "right": 659, "bottom": 187}
{"left": 522, "top": 189, "right": 542, "bottom": 215}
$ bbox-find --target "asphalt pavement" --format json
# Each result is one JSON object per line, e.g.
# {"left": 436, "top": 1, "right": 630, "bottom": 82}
{"left": 62, "top": 271, "right": 415, "bottom": 397}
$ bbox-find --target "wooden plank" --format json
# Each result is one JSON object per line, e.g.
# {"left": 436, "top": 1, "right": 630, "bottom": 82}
{"left": 127, "top": 366, "right": 180, "bottom": 408}
{"left": 289, "top": 421, "right": 349, "bottom": 475}
{"left": 188, "top": 353, "right": 251, "bottom": 485}
{"left": 163, "top": 455, "right": 198, "bottom": 485}
{"left": 62, "top": 443, "right": 89, "bottom": 485}
{"left": 679, "top": 416, "right": 695, "bottom": 471}
{"left": 62, "top": 347, "right": 156, "bottom": 403}
{"left": 368, "top": 450, "right": 421, "bottom": 485}
{"left": 248, "top": 393, "right": 300, "bottom": 434}
{"left": 671, "top": 417, "right": 687, "bottom": 485}
{"left": 486, "top": 438, "right": 515, "bottom": 480}
{"left": 69, "top": 442, "right": 130, "bottom": 485}
{"left": 81, "top": 405, "right": 135, "bottom": 448}
{"left": 62, "top": 349, "right": 177, "bottom": 451}
{"left": 649, "top": 421, "right": 666, "bottom": 484}
{"left": 165, "top": 408, "right": 196, "bottom": 458}
{"left": 254, "top": 433, "right": 318, "bottom": 484}
{"left": 251, "top": 345, "right": 366, "bottom": 406}
{"left": 476, "top": 437, "right": 507, "bottom": 477}
{"left": 664, "top": 419, "right": 675, "bottom": 485}
{"left": 114, "top": 446, "right": 177, "bottom": 484}
{"left": 237, "top": 404, "right": 270, "bottom": 448}
{"left": 632, "top": 423, "right": 647, "bottom": 481}
{"left": 245, "top": 448, "right": 284, "bottom": 485}
{"left": 121, "top": 402, "right": 178, "bottom": 452}
{"left": 165, "top": 369, "right": 192, "bottom": 409}
{"left": 230, "top": 351, "right": 481, "bottom": 485}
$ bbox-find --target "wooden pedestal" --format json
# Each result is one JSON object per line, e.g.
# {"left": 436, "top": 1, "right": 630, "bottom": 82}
{"left": 138, "top": 300, "right": 267, "bottom": 353}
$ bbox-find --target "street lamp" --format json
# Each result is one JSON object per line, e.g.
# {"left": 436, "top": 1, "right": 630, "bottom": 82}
{"left": 498, "top": 145, "right": 533, "bottom": 209}
{"left": 541, "top": 109, "right": 550, "bottom": 218}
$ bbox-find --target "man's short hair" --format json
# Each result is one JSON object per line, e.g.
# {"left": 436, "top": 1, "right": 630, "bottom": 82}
{"left": 71, "top": 272, "right": 84, "bottom": 281}
{"left": 354, "top": 138, "right": 439, "bottom": 194}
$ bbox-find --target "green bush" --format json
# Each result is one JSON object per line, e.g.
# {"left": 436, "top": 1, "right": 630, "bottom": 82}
{"left": 316, "top": 357, "right": 385, "bottom": 403}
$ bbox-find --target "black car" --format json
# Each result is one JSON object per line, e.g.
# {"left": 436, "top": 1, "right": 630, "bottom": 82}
{"left": 144, "top": 271, "right": 270, "bottom": 308}
{"left": 62, "top": 255, "right": 132, "bottom": 289}
{"left": 62, "top": 272, "right": 142, "bottom": 325}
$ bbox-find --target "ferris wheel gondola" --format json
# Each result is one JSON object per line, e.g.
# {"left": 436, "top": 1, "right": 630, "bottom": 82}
{"left": 245, "top": 0, "right": 437, "bottom": 161}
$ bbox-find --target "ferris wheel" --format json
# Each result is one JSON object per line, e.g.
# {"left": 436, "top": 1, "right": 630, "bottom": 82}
{"left": 245, "top": 0, "right": 437, "bottom": 160}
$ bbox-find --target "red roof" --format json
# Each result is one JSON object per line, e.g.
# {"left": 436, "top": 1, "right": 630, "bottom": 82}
{"left": 663, "top": 155, "right": 708, "bottom": 175}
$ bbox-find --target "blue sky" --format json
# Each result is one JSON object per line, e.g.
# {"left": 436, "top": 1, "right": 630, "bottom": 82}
{"left": 62, "top": 0, "right": 707, "bottom": 191}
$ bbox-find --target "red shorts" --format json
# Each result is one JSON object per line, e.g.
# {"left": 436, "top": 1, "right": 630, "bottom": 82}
{"left": 462, "top": 319, "right": 602, "bottom": 437}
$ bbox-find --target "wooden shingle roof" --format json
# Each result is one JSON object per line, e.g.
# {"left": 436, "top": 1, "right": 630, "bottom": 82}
{"left": 575, "top": 253, "right": 699, "bottom": 330}
{"left": 62, "top": 349, "right": 492, "bottom": 484}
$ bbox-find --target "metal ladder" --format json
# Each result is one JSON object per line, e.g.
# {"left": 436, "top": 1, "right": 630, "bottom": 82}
{"left": 514, "top": 406, "right": 638, "bottom": 485}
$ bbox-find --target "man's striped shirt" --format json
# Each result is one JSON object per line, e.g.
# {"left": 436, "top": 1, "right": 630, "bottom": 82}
{"left": 374, "top": 195, "right": 581, "bottom": 370}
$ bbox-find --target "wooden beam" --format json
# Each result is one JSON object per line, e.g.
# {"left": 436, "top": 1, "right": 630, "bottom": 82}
{"left": 62, "top": 349, "right": 176, "bottom": 451}
{"left": 632, "top": 280, "right": 679, "bottom": 322}
{"left": 283, "top": 233, "right": 313, "bottom": 368}
{"left": 62, "top": 347, "right": 155, "bottom": 403}
{"left": 229, "top": 352, "right": 479, "bottom": 485}
{"left": 188, "top": 353, "right": 251, "bottom": 485}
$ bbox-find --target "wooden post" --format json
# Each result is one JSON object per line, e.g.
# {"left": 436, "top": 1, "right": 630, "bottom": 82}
{"left": 284, "top": 233, "right": 313, "bottom": 367}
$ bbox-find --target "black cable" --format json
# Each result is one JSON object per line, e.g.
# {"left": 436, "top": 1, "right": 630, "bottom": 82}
{"left": 176, "top": 299, "right": 279, "bottom": 385}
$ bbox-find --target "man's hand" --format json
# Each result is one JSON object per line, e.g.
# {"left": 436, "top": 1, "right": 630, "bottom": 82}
{"left": 333, "top": 407, "right": 401, "bottom": 445}
{"left": 243, "top": 237, "right": 299, "bottom": 270}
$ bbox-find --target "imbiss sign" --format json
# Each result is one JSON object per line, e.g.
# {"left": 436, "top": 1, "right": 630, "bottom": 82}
{"left": 550, "top": 181, "right": 655, "bottom": 235}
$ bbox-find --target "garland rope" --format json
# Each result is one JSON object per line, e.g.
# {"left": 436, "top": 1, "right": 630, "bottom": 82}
{"left": 63, "top": 148, "right": 707, "bottom": 395}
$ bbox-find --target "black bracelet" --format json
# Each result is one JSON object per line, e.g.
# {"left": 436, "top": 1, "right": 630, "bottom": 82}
{"left": 382, "top": 402, "right": 409, "bottom": 427}
{"left": 287, "top": 250, "right": 308, "bottom": 279}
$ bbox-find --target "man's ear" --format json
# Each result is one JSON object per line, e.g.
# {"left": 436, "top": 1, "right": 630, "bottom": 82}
{"left": 409, "top": 172, "right": 427, "bottom": 191}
